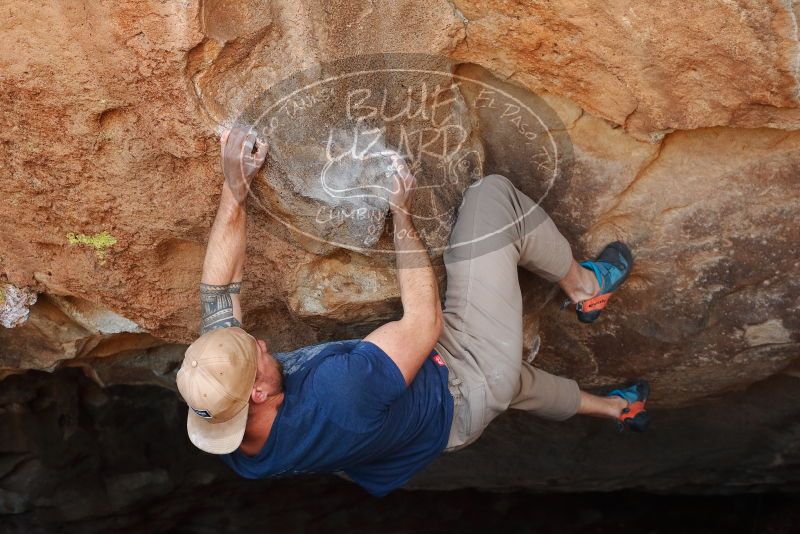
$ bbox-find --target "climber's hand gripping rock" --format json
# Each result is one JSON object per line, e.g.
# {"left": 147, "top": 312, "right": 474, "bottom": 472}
{"left": 220, "top": 126, "right": 268, "bottom": 204}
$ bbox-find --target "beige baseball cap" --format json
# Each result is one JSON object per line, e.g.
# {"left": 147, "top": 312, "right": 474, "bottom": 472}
{"left": 176, "top": 327, "right": 258, "bottom": 454}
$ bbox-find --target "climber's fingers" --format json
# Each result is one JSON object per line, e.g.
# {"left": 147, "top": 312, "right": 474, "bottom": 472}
{"left": 393, "top": 156, "right": 416, "bottom": 193}
{"left": 253, "top": 139, "right": 268, "bottom": 165}
{"left": 241, "top": 137, "right": 268, "bottom": 176}
{"left": 219, "top": 127, "right": 269, "bottom": 206}
{"left": 391, "top": 154, "right": 412, "bottom": 181}
{"left": 222, "top": 126, "right": 254, "bottom": 156}
{"left": 241, "top": 131, "right": 256, "bottom": 158}
{"left": 387, "top": 156, "right": 416, "bottom": 214}
{"left": 219, "top": 128, "right": 231, "bottom": 153}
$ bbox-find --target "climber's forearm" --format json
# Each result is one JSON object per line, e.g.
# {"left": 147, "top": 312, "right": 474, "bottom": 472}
{"left": 195, "top": 127, "right": 266, "bottom": 335}
{"left": 201, "top": 182, "right": 247, "bottom": 287}
{"left": 364, "top": 212, "right": 442, "bottom": 384}
{"left": 393, "top": 212, "right": 441, "bottom": 325}
{"left": 197, "top": 182, "right": 246, "bottom": 334}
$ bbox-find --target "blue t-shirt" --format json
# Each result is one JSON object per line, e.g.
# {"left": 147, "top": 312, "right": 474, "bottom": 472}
{"left": 220, "top": 339, "right": 453, "bottom": 496}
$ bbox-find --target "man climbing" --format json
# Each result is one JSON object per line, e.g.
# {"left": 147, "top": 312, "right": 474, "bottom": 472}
{"left": 176, "top": 127, "right": 649, "bottom": 497}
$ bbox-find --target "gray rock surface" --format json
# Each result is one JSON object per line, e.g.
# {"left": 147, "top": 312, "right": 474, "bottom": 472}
{"left": 0, "top": 370, "right": 798, "bottom": 527}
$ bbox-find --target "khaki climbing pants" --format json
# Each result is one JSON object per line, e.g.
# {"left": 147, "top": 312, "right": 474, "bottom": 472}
{"left": 436, "top": 174, "right": 581, "bottom": 452}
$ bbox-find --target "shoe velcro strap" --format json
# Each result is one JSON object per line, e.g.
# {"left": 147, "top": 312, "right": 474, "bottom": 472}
{"left": 578, "top": 292, "right": 612, "bottom": 313}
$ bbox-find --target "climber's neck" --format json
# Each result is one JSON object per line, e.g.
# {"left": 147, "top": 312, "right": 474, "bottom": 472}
{"left": 238, "top": 392, "right": 284, "bottom": 457}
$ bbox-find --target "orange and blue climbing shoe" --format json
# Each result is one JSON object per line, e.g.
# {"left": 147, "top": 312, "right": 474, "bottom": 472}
{"left": 608, "top": 380, "right": 650, "bottom": 432}
{"left": 575, "top": 241, "right": 633, "bottom": 324}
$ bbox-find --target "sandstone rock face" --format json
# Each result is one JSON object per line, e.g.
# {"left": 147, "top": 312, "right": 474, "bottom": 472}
{"left": 452, "top": 0, "right": 800, "bottom": 140}
{"left": 1, "top": 0, "right": 798, "bottom": 418}
{"left": 0, "top": 293, "right": 162, "bottom": 382}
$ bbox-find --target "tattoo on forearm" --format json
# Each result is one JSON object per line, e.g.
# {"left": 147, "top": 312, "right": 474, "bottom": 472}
{"left": 199, "top": 283, "right": 242, "bottom": 334}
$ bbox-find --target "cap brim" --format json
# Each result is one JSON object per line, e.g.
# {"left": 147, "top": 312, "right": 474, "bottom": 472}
{"left": 186, "top": 403, "right": 249, "bottom": 454}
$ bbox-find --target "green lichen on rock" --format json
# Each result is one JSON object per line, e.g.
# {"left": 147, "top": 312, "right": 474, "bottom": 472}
{"left": 0, "top": 286, "right": 6, "bottom": 306}
{"left": 67, "top": 231, "right": 117, "bottom": 260}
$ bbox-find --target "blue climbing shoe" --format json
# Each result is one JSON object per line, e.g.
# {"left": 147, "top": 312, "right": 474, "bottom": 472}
{"left": 576, "top": 241, "right": 633, "bottom": 324}
{"left": 608, "top": 379, "right": 650, "bottom": 432}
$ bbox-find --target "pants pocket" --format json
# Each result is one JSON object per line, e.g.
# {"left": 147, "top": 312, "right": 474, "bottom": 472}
{"left": 446, "top": 380, "right": 487, "bottom": 452}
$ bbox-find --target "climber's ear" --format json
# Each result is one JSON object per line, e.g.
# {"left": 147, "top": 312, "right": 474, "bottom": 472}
{"left": 251, "top": 382, "right": 268, "bottom": 404}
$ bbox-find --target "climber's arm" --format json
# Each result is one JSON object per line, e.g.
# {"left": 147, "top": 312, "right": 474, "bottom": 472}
{"left": 198, "top": 127, "right": 267, "bottom": 335}
{"left": 199, "top": 185, "right": 246, "bottom": 333}
{"left": 364, "top": 157, "right": 443, "bottom": 385}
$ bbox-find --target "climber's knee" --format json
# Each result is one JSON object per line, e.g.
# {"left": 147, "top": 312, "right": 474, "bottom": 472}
{"left": 457, "top": 174, "right": 517, "bottom": 220}
{"left": 464, "top": 173, "right": 515, "bottom": 201}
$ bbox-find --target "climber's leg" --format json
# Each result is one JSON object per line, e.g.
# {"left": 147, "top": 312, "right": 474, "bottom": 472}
{"left": 443, "top": 174, "right": 573, "bottom": 280}
{"left": 574, "top": 390, "right": 628, "bottom": 418}
{"left": 437, "top": 174, "right": 582, "bottom": 447}
{"left": 507, "top": 362, "right": 582, "bottom": 421}
{"left": 558, "top": 259, "right": 600, "bottom": 305}
{"left": 509, "top": 367, "right": 651, "bottom": 430}
{"left": 508, "top": 362, "right": 630, "bottom": 420}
